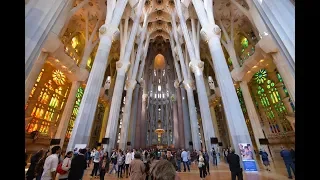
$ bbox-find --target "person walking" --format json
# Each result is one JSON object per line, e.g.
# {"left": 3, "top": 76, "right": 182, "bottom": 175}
{"left": 259, "top": 149, "right": 271, "bottom": 171}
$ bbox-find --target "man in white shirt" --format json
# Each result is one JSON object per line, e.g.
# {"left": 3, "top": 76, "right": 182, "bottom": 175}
{"left": 125, "top": 150, "right": 132, "bottom": 178}
{"left": 131, "top": 149, "right": 136, "bottom": 160}
{"left": 41, "top": 146, "right": 61, "bottom": 180}
{"left": 181, "top": 149, "right": 190, "bottom": 172}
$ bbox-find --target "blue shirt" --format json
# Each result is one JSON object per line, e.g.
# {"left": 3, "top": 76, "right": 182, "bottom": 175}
{"left": 280, "top": 149, "right": 293, "bottom": 163}
{"left": 181, "top": 151, "right": 188, "bottom": 162}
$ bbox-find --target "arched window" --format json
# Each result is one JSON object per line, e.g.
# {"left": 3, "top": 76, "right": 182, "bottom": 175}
{"left": 65, "top": 87, "right": 84, "bottom": 139}
{"left": 252, "top": 69, "right": 293, "bottom": 134}
{"left": 26, "top": 63, "right": 70, "bottom": 135}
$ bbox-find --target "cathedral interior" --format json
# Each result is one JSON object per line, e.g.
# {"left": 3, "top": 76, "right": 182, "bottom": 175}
{"left": 25, "top": 0, "right": 295, "bottom": 179}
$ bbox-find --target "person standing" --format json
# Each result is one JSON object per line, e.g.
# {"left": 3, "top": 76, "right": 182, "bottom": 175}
{"left": 117, "top": 150, "right": 125, "bottom": 178}
{"left": 68, "top": 149, "right": 87, "bottom": 180}
{"left": 109, "top": 150, "right": 118, "bottom": 174}
{"left": 26, "top": 150, "right": 44, "bottom": 180}
{"left": 226, "top": 149, "right": 243, "bottom": 180}
{"left": 57, "top": 151, "right": 73, "bottom": 180}
{"left": 129, "top": 152, "right": 145, "bottom": 180}
{"left": 204, "top": 151, "right": 210, "bottom": 175}
{"left": 99, "top": 152, "right": 110, "bottom": 180}
{"left": 211, "top": 148, "right": 217, "bottom": 166}
{"left": 41, "top": 146, "right": 61, "bottom": 180}
{"left": 259, "top": 149, "right": 271, "bottom": 171}
{"left": 125, "top": 150, "right": 132, "bottom": 178}
{"left": 176, "top": 150, "right": 182, "bottom": 172}
{"left": 198, "top": 151, "right": 206, "bottom": 180}
{"left": 181, "top": 149, "right": 190, "bottom": 172}
{"left": 280, "top": 146, "right": 295, "bottom": 179}
{"left": 90, "top": 147, "right": 101, "bottom": 178}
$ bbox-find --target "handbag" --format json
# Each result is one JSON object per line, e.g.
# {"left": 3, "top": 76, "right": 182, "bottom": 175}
{"left": 57, "top": 159, "right": 69, "bottom": 175}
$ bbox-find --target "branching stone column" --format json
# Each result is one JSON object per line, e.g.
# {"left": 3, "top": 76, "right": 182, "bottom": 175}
{"left": 170, "top": 26, "right": 200, "bottom": 150}
{"left": 130, "top": 84, "right": 140, "bottom": 147}
{"left": 104, "top": 0, "right": 146, "bottom": 153}
{"left": 55, "top": 81, "right": 80, "bottom": 147}
{"left": 67, "top": 0, "right": 128, "bottom": 151}
{"left": 175, "top": 0, "right": 216, "bottom": 152}
{"left": 200, "top": 25, "right": 256, "bottom": 158}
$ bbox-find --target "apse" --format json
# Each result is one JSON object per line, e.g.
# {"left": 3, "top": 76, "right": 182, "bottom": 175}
{"left": 154, "top": 54, "right": 166, "bottom": 70}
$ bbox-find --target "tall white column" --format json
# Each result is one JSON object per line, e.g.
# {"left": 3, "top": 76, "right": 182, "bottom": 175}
{"left": 130, "top": 85, "right": 140, "bottom": 147}
{"left": 67, "top": 0, "right": 128, "bottom": 151}
{"left": 55, "top": 81, "right": 80, "bottom": 147}
{"left": 252, "top": 0, "right": 295, "bottom": 66}
{"left": 200, "top": 26, "right": 256, "bottom": 158}
{"left": 240, "top": 81, "right": 271, "bottom": 158}
{"left": 25, "top": 0, "right": 67, "bottom": 78}
{"left": 175, "top": 0, "right": 217, "bottom": 152}
{"left": 25, "top": 52, "right": 48, "bottom": 104}
{"left": 180, "top": 87, "right": 192, "bottom": 149}
{"left": 170, "top": 25, "right": 201, "bottom": 150}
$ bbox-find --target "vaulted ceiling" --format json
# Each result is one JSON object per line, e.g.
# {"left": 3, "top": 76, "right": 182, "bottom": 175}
{"left": 61, "top": 0, "right": 256, "bottom": 76}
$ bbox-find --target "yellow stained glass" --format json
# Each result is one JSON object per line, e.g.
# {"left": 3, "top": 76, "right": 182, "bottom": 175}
{"left": 71, "top": 37, "right": 79, "bottom": 49}
{"left": 52, "top": 70, "right": 66, "bottom": 85}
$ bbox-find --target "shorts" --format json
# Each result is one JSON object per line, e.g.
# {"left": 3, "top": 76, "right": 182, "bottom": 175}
{"left": 263, "top": 160, "right": 270, "bottom": 166}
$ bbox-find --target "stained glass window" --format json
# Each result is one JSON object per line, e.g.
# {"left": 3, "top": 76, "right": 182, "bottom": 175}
{"left": 52, "top": 70, "right": 66, "bottom": 85}
{"left": 65, "top": 87, "right": 84, "bottom": 139}
{"left": 252, "top": 69, "right": 293, "bottom": 134}
{"left": 26, "top": 63, "right": 70, "bottom": 135}
{"left": 236, "top": 88, "right": 247, "bottom": 113}
{"left": 241, "top": 37, "right": 249, "bottom": 49}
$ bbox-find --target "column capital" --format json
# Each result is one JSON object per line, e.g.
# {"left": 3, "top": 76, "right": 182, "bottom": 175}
{"left": 200, "top": 25, "right": 221, "bottom": 42}
{"left": 174, "top": 79, "right": 180, "bottom": 88}
{"left": 125, "top": 79, "right": 137, "bottom": 90}
{"left": 183, "top": 79, "right": 195, "bottom": 90}
{"left": 142, "top": 93, "right": 148, "bottom": 101}
{"left": 189, "top": 60, "right": 204, "bottom": 75}
{"left": 116, "top": 61, "right": 131, "bottom": 74}
{"left": 99, "top": 24, "right": 120, "bottom": 41}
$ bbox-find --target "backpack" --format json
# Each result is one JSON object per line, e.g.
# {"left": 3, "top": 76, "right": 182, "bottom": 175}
{"left": 56, "top": 159, "right": 70, "bottom": 175}
{"left": 261, "top": 152, "right": 268, "bottom": 159}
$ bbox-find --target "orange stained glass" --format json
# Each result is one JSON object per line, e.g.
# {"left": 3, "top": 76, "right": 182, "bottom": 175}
{"left": 64, "top": 87, "right": 69, "bottom": 97}
{"left": 30, "top": 87, "right": 37, "bottom": 97}
{"left": 38, "top": 90, "right": 44, "bottom": 101}
{"left": 55, "top": 114, "right": 60, "bottom": 122}
{"left": 60, "top": 101, "right": 65, "bottom": 110}
{"left": 36, "top": 71, "right": 44, "bottom": 82}
{"left": 40, "top": 92, "right": 50, "bottom": 104}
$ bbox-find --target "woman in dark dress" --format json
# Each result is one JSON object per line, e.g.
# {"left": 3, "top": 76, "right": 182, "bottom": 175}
{"left": 68, "top": 149, "right": 87, "bottom": 180}
{"left": 99, "top": 152, "right": 110, "bottom": 180}
{"left": 26, "top": 150, "right": 44, "bottom": 180}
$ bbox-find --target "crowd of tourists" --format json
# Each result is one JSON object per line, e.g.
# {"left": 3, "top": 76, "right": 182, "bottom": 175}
{"left": 25, "top": 144, "right": 295, "bottom": 180}
{"left": 25, "top": 145, "right": 226, "bottom": 180}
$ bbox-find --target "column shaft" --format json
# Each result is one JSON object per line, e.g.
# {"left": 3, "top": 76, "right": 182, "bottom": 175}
{"left": 25, "top": 0, "right": 67, "bottom": 78}
{"left": 130, "top": 85, "right": 140, "bottom": 147}
{"left": 99, "top": 102, "right": 111, "bottom": 142}
{"left": 55, "top": 81, "right": 80, "bottom": 148}
{"left": 180, "top": 88, "right": 191, "bottom": 149}
{"left": 176, "top": 87, "right": 184, "bottom": 149}
{"left": 206, "top": 35, "right": 256, "bottom": 159}
{"left": 140, "top": 93, "right": 148, "bottom": 148}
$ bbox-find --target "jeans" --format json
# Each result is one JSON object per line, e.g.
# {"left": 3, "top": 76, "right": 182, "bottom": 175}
{"left": 212, "top": 156, "right": 217, "bottom": 166}
{"left": 285, "top": 162, "right": 295, "bottom": 178}
{"left": 183, "top": 161, "right": 190, "bottom": 172}
{"left": 109, "top": 164, "right": 117, "bottom": 174}
{"left": 125, "top": 164, "right": 130, "bottom": 177}
{"left": 205, "top": 161, "right": 210, "bottom": 174}
{"left": 91, "top": 162, "right": 99, "bottom": 176}
{"left": 118, "top": 164, "right": 124, "bottom": 178}
{"left": 177, "top": 160, "right": 181, "bottom": 171}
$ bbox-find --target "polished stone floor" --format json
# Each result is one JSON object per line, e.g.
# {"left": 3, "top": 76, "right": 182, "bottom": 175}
{"left": 80, "top": 160, "right": 293, "bottom": 180}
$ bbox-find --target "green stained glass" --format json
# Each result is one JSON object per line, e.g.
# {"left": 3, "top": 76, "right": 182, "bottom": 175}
{"left": 254, "top": 70, "right": 267, "bottom": 84}
{"left": 277, "top": 73, "right": 283, "bottom": 82}
{"left": 228, "top": 57, "right": 233, "bottom": 65}
{"left": 241, "top": 37, "right": 249, "bottom": 49}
